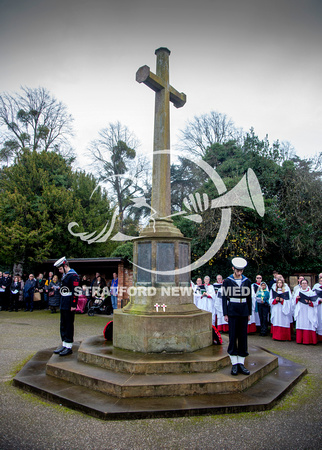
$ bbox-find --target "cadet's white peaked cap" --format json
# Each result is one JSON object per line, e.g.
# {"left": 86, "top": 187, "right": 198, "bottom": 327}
{"left": 232, "top": 257, "right": 247, "bottom": 270}
{"left": 54, "top": 256, "right": 67, "bottom": 268}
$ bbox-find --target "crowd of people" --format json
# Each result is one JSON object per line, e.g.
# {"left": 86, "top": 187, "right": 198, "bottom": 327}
{"left": 0, "top": 270, "right": 118, "bottom": 315}
{"left": 192, "top": 270, "right": 322, "bottom": 345}
{"left": 2, "top": 266, "right": 321, "bottom": 346}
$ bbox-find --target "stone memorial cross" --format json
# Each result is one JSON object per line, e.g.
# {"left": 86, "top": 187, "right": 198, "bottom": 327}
{"left": 113, "top": 49, "right": 212, "bottom": 353}
{"left": 136, "top": 47, "right": 186, "bottom": 219}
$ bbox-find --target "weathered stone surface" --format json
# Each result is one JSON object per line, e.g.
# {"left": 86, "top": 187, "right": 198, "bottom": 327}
{"left": 123, "top": 48, "right": 201, "bottom": 353}
{"left": 45, "top": 341, "right": 278, "bottom": 398}
{"left": 132, "top": 235, "right": 191, "bottom": 289}
{"left": 13, "top": 342, "right": 307, "bottom": 419}
{"left": 113, "top": 309, "right": 212, "bottom": 353}
{"left": 136, "top": 47, "right": 186, "bottom": 220}
{"left": 77, "top": 335, "right": 230, "bottom": 374}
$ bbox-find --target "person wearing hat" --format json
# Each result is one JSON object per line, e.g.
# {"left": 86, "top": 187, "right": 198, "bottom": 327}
{"left": 53, "top": 257, "right": 80, "bottom": 356}
{"left": 222, "top": 257, "right": 252, "bottom": 376}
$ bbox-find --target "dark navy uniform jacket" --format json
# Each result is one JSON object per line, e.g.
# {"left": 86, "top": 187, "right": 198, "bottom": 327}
{"left": 222, "top": 274, "right": 252, "bottom": 317}
{"left": 60, "top": 269, "right": 79, "bottom": 310}
{"left": 2, "top": 275, "right": 12, "bottom": 292}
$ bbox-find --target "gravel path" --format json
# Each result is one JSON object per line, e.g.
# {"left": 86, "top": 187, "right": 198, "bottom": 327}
{"left": 0, "top": 310, "right": 321, "bottom": 449}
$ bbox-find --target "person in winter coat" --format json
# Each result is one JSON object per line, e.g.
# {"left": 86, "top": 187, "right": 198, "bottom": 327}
{"left": 48, "top": 275, "right": 61, "bottom": 314}
{"left": 9, "top": 276, "right": 21, "bottom": 312}
{"left": 254, "top": 281, "right": 270, "bottom": 336}
{"left": 23, "top": 274, "right": 36, "bottom": 312}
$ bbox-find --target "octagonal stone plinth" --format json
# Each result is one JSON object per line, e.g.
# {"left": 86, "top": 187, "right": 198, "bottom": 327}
{"left": 44, "top": 339, "right": 279, "bottom": 399}
{"left": 77, "top": 335, "right": 230, "bottom": 374}
{"left": 113, "top": 309, "right": 212, "bottom": 353}
{"left": 13, "top": 343, "right": 307, "bottom": 418}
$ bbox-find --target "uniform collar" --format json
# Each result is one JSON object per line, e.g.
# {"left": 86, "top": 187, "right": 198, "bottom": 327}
{"left": 228, "top": 274, "right": 248, "bottom": 282}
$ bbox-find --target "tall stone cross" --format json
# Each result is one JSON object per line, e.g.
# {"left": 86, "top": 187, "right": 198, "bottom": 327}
{"left": 136, "top": 47, "right": 186, "bottom": 220}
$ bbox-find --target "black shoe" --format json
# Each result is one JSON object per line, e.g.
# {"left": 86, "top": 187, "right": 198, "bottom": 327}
{"left": 59, "top": 347, "right": 72, "bottom": 356}
{"left": 24, "top": 309, "right": 29, "bottom": 312}
{"left": 53, "top": 346, "right": 65, "bottom": 354}
{"left": 231, "top": 364, "right": 238, "bottom": 376}
{"left": 238, "top": 364, "right": 250, "bottom": 375}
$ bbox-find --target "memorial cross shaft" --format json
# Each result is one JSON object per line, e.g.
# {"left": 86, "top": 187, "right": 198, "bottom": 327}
{"left": 136, "top": 47, "right": 186, "bottom": 219}
{"left": 113, "top": 49, "right": 212, "bottom": 353}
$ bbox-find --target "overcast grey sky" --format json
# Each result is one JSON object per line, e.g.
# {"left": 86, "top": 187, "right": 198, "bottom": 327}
{"left": 1, "top": 0, "right": 321, "bottom": 168}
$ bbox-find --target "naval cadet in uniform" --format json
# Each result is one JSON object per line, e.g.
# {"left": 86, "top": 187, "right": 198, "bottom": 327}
{"left": 222, "top": 257, "right": 252, "bottom": 375}
{"left": 53, "top": 257, "right": 80, "bottom": 356}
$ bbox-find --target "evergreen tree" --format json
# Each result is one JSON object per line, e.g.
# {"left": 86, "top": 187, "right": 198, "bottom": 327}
{"left": 173, "top": 131, "right": 322, "bottom": 280}
{"left": 0, "top": 150, "right": 116, "bottom": 272}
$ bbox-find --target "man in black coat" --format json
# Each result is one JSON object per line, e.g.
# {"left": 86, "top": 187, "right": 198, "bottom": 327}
{"left": 53, "top": 257, "right": 80, "bottom": 356}
{"left": 1, "top": 271, "right": 12, "bottom": 311}
{"left": 222, "top": 257, "right": 252, "bottom": 376}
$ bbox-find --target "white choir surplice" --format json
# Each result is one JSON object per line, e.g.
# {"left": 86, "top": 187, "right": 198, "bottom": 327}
{"left": 292, "top": 284, "right": 301, "bottom": 297}
{"left": 269, "top": 285, "right": 293, "bottom": 340}
{"left": 203, "top": 283, "right": 216, "bottom": 324}
{"left": 214, "top": 285, "right": 229, "bottom": 331}
{"left": 192, "top": 282, "right": 203, "bottom": 310}
{"left": 293, "top": 287, "right": 318, "bottom": 344}
{"left": 248, "top": 283, "right": 259, "bottom": 332}
{"left": 312, "top": 283, "right": 322, "bottom": 341}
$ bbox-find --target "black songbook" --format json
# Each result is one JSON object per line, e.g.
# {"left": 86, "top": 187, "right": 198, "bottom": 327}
{"left": 313, "top": 289, "right": 322, "bottom": 299}
{"left": 299, "top": 292, "right": 318, "bottom": 304}
{"left": 253, "top": 284, "right": 259, "bottom": 294}
{"left": 213, "top": 283, "right": 222, "bottom": 293}
{"left": 195, "top": 284, "right": 206, "bottom": 295}
{"left": 272, "top": 290, "right": 290, "bottom": 301}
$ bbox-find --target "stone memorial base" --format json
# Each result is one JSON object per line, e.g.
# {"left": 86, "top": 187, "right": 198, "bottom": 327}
{"left": 13, "top": 335, "right": 307, "bottom": 420}
{"left": 117, "top": 219, "right": 214, "bottom": 353}
{"left": 113, "top": 308, "right": 212, "bottom": 353}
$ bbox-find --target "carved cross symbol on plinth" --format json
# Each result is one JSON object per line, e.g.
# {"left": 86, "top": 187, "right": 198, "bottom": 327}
{"left": 136, "top": 47, "right": 186, "bottom": 219}
{"left": 161, "top": 304, "right": 167, "bottom": 312}
{"left": 154, "top": 303, "right": 160, "bottom": 312}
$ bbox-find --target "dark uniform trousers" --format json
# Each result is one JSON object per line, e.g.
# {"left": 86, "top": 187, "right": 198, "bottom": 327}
{"left": 60, "top": 308, "right": 75, "bottom": 344}
{"left": 258, "top": 302, "right": 270, "bottom": 335}
{"left": 227, "top": 315, "right": 249, "bottom": 357}
{"left": 222, "top": 276, "right": 252, "bottom": 359}
{"left": 59, "top": 268, "right": 79, "bottom": 345}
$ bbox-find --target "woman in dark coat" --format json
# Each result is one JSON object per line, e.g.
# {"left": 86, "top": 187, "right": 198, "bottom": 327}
{"left": 9, "top": 276, "right": 21, "bottom": 312}
{"left": 48, "top": 275, "right": 61, "bottom": 313}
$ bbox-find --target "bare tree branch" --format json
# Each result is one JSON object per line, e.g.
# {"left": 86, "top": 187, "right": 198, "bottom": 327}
{"left": 178, "top": 111, "right": 244, "bottom": 158}
{"left": 88, "top": 122, "right": 151, "bottom": 232}
{"left": 0, "top": 86, "right": 74, "bottom": 164}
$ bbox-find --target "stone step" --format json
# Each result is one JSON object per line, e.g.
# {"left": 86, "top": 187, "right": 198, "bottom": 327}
{"left": 77, "top": 335, "right": 230, "bottom": 374}
{"left": 13, "top": 346, "right": 307, "bottom": 420}
{"left": 46, "top": 345, "right": 278, "bottom": 398}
